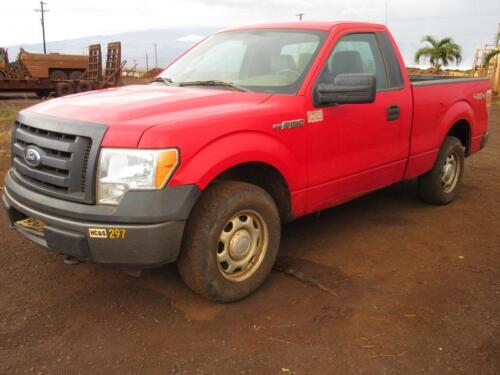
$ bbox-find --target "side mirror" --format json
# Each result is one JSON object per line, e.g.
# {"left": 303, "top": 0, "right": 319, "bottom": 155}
{"left": 315, "top": 73, "right": 376, "bottom": 106}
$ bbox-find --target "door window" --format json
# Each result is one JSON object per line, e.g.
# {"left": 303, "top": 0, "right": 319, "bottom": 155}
{"left": 318, "top": 33, "right": 388, "bottom": 89}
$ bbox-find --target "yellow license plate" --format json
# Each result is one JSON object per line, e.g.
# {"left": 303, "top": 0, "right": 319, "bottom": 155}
{"left": 16, "top": 218, "right": 46, "bottom": 233}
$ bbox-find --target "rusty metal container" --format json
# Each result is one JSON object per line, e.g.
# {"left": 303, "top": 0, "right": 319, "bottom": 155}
{"left": 18, "top": 49, "right": 88, "bottom": 80}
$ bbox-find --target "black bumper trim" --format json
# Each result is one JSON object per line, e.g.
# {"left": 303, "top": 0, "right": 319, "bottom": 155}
{"left": 5, "top": 169, "right": 200, "bottom": 223}
{"left": 3, "top": 185, "right": 188, "bottom": 267}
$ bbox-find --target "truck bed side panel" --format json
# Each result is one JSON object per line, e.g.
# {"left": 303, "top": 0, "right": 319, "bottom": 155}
{"left": 404, "top": 79, "right": 489, "bottom": 179}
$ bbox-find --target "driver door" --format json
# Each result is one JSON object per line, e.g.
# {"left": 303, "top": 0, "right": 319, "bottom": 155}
{"left": 306, "top": 32, "right": 411, "bottom": 212}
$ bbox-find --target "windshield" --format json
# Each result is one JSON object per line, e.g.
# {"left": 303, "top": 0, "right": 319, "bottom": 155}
{"left": 158, "top": 29, "right": 327, "bottom": 94}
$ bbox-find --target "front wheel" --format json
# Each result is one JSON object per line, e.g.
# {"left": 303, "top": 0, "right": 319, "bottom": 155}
{"left": 417, "top": 136, "right": 465, "bottom": 205}
{"left": 177, "top": 181, "right": 281, "bottom": 302}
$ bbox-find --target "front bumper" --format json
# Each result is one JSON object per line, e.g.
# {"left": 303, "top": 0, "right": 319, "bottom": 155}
{"left": 3, "top": 169, "right": 200, "bottom": 267}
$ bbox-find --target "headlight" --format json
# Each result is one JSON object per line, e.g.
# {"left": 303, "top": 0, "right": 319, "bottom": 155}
{"left": 97, "top": 148, "right": 179, "bottom": 205}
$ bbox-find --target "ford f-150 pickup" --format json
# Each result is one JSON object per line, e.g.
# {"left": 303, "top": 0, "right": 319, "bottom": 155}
{"left": 2, "top": 22, "right": 491, "bottom": 301}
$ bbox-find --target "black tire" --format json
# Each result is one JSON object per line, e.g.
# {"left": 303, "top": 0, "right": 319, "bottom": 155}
{"left": 34, "top": 89, "right": 50, "bottom": 98}
{"left": 75, "top": 80, "right": 92, "bottom": 93}
{"left": 50, "top": 69, "right": 67, "bottom": 81}
{"left": 68, "top": 70, "right": 83, "bottom": 80}
{"left": 417, "top": 136, "right": 465, "bottom": 205}
{"left": 55, "top": 82, "right": 73, "bottom": 97}
{"left": 177, "top": 181, "right": 281, "bottom": 302}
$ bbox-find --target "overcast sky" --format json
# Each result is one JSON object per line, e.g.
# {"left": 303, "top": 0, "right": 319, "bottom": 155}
{"left": 2, "top": 0, "right": 499, "bottom": 68}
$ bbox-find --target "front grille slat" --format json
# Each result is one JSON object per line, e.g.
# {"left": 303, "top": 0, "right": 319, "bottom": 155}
{"left": 12, "top": 143, "right": 71, "bottom": 170}
{"left": 13, "top": 158, "right": 71, "bottom": 188}
{"left": 15, "top": 127, "right": 80, "bottom": 153}
{"left": 10, "top": 115, "right": 105, "bottom": 204}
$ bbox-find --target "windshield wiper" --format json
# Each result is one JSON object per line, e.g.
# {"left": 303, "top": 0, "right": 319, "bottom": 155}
{"left": 178, "top": 80, "right": 250, "bottom": 92}
{"left": 152, "top": 77, "right": 174, "bottom": 85}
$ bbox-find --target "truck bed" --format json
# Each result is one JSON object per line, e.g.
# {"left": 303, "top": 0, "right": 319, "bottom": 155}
{"left": 404, "top": 76, "right": 490, "bottom": 179}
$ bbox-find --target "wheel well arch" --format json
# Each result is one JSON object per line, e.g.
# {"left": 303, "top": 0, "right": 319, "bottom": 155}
{"left": 211, "top": 162, "right": 293, "bottom": 222}
{"left": 447, "top": 119, "right": 471, "bottom": 155}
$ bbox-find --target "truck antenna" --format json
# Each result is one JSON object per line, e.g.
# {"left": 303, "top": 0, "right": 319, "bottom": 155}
{"left": 34, "top": 1, "right": 49, "bottom": 54}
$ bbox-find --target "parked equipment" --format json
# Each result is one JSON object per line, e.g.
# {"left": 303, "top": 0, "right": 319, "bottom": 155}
{"left": 0, "top": 42, "right": 124, "bottom": 97}
{"left": 0, "top": 48, "right": 88, "bottom": 81}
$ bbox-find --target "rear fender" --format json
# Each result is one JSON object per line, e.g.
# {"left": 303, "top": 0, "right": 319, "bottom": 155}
{"left": 439, "top": 100, "right": 475, "bottom": 149}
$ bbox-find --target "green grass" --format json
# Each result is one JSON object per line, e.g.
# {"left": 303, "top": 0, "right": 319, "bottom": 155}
{"left": 0, "top": 104, "right": 18, "bottom": 123}
{"left": 0, "top": 104, "right": 17, "bottom": 158}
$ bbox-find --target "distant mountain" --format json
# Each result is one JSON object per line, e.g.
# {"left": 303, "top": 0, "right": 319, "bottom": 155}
{"left": 5, "top": 27, "right": 218, "bottom": 70}
{"left": 6, "top": 28, "right": 470, "bottom": 72}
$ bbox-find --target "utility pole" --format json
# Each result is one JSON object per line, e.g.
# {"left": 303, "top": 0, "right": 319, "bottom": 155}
{"left": 295, "top": 13, "right": 304, "bottom": 21}
{"left": 34, "top": 1, "right": 49, "bottom": 54}
{"left": 153, "top": 43, "right": 158, "bottom": 69}
{"left": 145, "top": 53, "right": 149, "bottom": 72}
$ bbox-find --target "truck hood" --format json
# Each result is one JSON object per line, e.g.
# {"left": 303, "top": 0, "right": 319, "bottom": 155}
{"left": 28, "top": 84, "right": 272, "bottom": 147}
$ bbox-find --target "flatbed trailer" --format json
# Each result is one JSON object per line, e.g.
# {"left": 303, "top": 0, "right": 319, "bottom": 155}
{"left": 0, "top": 42, "right": 124, "bottom": 98}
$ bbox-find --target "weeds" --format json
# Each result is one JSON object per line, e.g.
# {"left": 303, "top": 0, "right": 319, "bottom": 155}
{"left": 0, "top": 104, "right": 18, "bottom": 123}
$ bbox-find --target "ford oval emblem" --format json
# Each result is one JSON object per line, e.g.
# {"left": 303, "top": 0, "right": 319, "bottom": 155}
{"left": 24, "top": 147, "right": 42, "bottom": 167}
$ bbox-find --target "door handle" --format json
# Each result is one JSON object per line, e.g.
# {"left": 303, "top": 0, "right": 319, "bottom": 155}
{"left": 386, "top": 105, "right": 400, "bottom": 121}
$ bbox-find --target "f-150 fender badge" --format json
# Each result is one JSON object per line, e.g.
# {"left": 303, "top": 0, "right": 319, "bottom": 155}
{"left": 272, "top": 119, "right": 305, "bottom": 130}
{"left": 307, "top": 109, "right": 323, "bottom": 123}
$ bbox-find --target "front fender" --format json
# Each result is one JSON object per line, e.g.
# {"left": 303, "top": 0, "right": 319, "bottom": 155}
{"left": 169, "top": 130, "right": 304, "bottom": 191}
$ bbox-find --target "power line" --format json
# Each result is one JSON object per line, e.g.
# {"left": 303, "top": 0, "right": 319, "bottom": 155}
{"left": 34, "top": 1, "right": 49, "bottom": 54}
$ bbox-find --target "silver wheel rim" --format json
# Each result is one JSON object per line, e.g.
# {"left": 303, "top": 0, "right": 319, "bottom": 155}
{"left": 441, "top": 152, "right": 460, "bottom": 193}
{"left": 216, "top": 210, "right": 268, "bottom": 282}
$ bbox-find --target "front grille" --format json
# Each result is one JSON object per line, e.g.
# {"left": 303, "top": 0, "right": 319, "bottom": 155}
{"left": 10, "top": 111, "right": 107, "bottom": 204}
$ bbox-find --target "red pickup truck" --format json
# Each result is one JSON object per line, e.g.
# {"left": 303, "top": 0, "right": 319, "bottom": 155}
{"left": 3, "top": 22, "right": 491, "bottom": 301}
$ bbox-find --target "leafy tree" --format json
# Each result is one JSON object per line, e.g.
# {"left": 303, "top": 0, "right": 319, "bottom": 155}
{"left": 414, "top": 35, "right": 462, "bottom": 70}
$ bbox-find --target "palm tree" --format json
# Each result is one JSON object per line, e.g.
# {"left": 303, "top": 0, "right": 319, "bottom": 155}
{"left": 414, "top": 35, "right": 462, "bottom": 70}
{"left": 483, "top": 31, "right": 500, "bottom": 67}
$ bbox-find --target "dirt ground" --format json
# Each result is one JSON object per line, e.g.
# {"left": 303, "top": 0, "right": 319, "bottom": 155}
{"left": 0, "top": 92, "right": 499, "bottom": 374}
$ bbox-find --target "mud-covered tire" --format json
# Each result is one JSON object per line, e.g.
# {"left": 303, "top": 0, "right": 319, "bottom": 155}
{"left": 55, "top": 82, "right": 73, "bottom": 97}
{"left": 177, "top": 181, "right": 281, "bottom": 302}
{"left": 417, "top": 136, "right": 465, "bottom": 205}
{"left": 50, "top": 69, "right": 67, "bottom": 81}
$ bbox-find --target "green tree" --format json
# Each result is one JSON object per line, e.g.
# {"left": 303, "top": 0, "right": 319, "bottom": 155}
{"left": 414, "top": 35, "right": 462, "bottom": 70}
{"left": 483, "top": 31, "right": 500, "bottom": 67}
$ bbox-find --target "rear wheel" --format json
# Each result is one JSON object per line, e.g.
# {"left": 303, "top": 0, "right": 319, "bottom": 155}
{"left": 75, "top": 80, "right": 92, "bottom": 93}
{"left": 55, "top": 82, "right": 73, "bottom": 97}
{"left": 177, "top": 181, "right": 281, "bottom": 302}
{"left": 34, "top": 89, "right": 50, "bottom": 98}
{"left": 50, "top": 69, "right": 67, "bottom": 81}
{"left": 68, "top": 70, "right": 83, "bottom": 80}
{"left": 417, "top": 136, "right": 465, "bottom": 205}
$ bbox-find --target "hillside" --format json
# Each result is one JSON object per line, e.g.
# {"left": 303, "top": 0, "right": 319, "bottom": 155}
{"left": 5, "top": 27, "right": 218, "bottom": 70}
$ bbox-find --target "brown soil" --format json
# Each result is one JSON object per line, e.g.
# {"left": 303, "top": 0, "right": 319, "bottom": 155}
{"left": 0, "top": 98, "right": 499, "bottom": 374}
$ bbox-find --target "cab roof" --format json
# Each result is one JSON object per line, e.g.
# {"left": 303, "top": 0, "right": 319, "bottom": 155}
{"left": 221, "top": 21, "right": 386, "bottom": 33}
